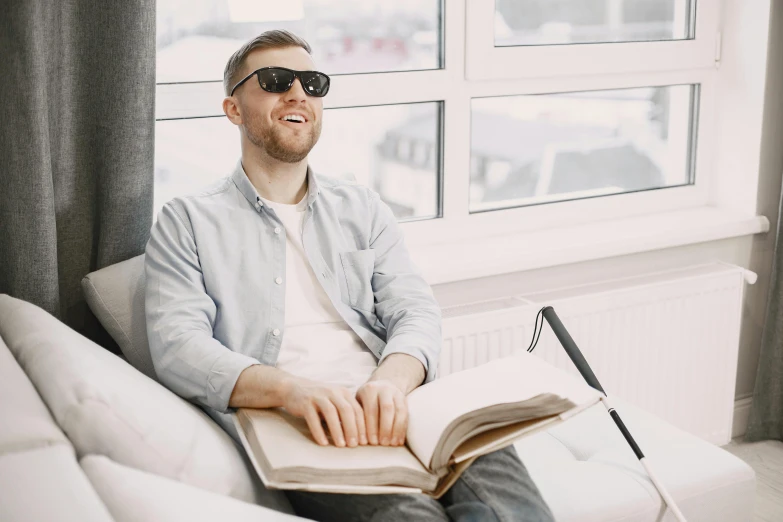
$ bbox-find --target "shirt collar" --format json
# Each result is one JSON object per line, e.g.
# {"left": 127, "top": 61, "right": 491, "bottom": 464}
{"left": 230, "top": 160, "right": 321, "bottom": 212}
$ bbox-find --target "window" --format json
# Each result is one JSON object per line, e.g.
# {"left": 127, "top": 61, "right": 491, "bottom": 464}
{"left": 155, "top": 0, "right": 444, "bottom": 222}
{"left": 154, "top": 102, "right": 442, "bottom": 220}
{"left": 470, "top": 85, "right": 699, "bottom": 212}
{"left": 495, "top": 0, "right": 695, "bottom": 46}
{"left": 466, "top": 0, "right": 718, "bottom": 79}
{"left": 155, "top": 0, "right": 736, "bottom": 281}
{"left": 157, "top": 0, "right": 442, "bottom": 82}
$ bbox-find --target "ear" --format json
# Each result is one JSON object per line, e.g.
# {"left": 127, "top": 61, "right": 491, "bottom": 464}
{"left": 223, "top": 96, "right": 243, "bottom": 125}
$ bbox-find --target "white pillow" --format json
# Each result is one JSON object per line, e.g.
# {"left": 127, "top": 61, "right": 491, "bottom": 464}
{"left": 0, "top": 294, "right": 292, "bottom": 513}
{"left": 81, "top": 455, "right": 303, "bottom": 522}
{"left": 81, "top": 254, "right": 156, "bottom": 380}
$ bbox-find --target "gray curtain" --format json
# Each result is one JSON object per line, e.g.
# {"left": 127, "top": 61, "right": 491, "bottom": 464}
{"left": 0, "top": 1, "right": 155, "bottom": 345}
{"left": 746, "top": 181, "right": 783, "bottom": 442}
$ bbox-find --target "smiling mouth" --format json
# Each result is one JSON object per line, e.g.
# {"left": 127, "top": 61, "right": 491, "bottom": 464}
{"left": 279, "top": 114, "right": 308, "bottom": 124}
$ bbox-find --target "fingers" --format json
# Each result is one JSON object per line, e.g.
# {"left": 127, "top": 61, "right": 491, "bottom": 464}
{"left": 334, "top": 395, "right": 360, "bottom": 447}
{"left": 313, "top": 392, "right": 369, "bottom": 448}
{"left": 357, "top": 384, "right": 408, "bottom": 447}
{"left": 286, "top": 381, "right": 367, "bottom": 448}
{"left": 295, "top": 383, "right": 404, "bottom": 448}
{"left": 378, "top": 388, "right": 396, "bottom": 446}
{"left": 316, "top": 399, "right": 344, "bottom": 446}
{"left": 358, "top": 389, "right": 380, "bottom": 445}
{"left": 350, "top": 395, "right": 369, "bottom": 445}
{"left": 303, "top": 405, "right": 329, "bottom": 446}
{"left": 317, "top": 397, "right": 355, "bottom": 447}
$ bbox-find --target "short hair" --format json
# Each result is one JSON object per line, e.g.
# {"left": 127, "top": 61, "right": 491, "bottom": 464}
{"left": 223, "top": 30, "right": 312, "bottom": 96}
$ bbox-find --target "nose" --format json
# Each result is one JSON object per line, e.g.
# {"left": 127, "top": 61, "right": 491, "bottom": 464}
{"left": 285, "top": 75, "right": 308, "bottom": 103}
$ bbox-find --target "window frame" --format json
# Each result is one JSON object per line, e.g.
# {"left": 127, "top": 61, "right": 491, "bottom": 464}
{"left": 466, "top": 0, "right": 720, "bottom": 80}
{"left": 401, "top": 73, "right": 714, "bottom": 247}
{"left": 154, "top": 0, "right": 771, "bottom": 284}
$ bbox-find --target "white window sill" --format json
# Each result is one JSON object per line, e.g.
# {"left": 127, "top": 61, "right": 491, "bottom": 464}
{"left": 412, "top": 207, "right": 770, "bottom": 285}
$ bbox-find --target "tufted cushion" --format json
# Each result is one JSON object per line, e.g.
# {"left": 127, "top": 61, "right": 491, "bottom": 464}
{"left": 81, "top": 455, "right": 305, "bottom": 522}
{"left": 515, "top": 398, "right": 756, "bottom": 522}
{"left": 0, "top": 294, "right": 293, "bottom": 514}
{"left": 81, "top": 254, "right": 155, "bottom": 379}
{"left": 0, "top": 445, "right": 113, "bottom": 522}
{"left": 0, "top": 335, "right": 69, "bottom": 455}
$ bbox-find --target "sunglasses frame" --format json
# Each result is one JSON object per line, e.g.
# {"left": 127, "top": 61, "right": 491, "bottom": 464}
{"left": 230, "top": 66, "right": 331, "bottom": 97}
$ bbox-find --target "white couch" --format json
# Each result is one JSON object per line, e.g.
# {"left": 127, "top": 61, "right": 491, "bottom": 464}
{"left": 0, "top": 254, "right": 756, "bottom": 521}
{"left": 0, "top": 293, "right": 300, "bottom": 522}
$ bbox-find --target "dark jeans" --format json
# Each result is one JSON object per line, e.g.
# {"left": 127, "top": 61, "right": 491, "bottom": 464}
{"left": 284, "top": 446, "right": 556, "bottom": 522}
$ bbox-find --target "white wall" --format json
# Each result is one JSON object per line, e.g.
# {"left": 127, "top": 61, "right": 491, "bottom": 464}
{"left": 431, "top": 1, "right": 783, "bottom": 429}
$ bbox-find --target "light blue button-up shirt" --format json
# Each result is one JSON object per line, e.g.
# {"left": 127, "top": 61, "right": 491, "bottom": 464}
{"left": 144, "top": 161, "right": 442, "bottom": 436}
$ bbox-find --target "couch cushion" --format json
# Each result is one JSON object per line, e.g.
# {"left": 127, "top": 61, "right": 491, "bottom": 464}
{"left": 81, "top": 254, "right": 154, "bottom": 379}
{"left": 515, "top": 398, "right": 756, "bottom": 522}
{"left": 82, "top": 455, "right": 304, "bottom": 522}
{"left": 0, "top": 334, "right": 68, "bottom": 454}
{"left": 0, "top": 294, "right": 293, "bottom": 514}
{"left": 0, "top": 445, "right": 113, "bottom": 522}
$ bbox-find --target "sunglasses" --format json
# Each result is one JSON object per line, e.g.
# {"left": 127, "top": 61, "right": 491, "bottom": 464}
{"left": 230, "top": 66, "right": 331, "bottom": 97}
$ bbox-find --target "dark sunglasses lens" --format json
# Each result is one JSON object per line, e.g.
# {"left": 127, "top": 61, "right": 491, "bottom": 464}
{"left": 257, "top": 68, "right": 295, "bottom": 93}
{"left": 300, "top": 72, "right": 330, "bottom": 97}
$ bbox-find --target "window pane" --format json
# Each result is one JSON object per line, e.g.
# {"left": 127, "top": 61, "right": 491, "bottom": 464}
{"left": 312, "top": 103, "right": 441, "bottom": 221}
{"left": 495, "top": 0, "right": 694, "bottom": 46}
{"left": 154, "top": 102, "right": 441, "bottom": 221}
{"left": 469, "top": 85, "right": 698, "bottom": 213}
{"left": 157, "top": 0, "right": 442, "bottom": 83}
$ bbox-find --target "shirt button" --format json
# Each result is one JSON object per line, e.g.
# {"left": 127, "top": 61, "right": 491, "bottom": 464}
{"left": 274, "top": 227, "right": 281, "bottom": 234}
{"left": 275, "top": 277, "right": 282, "bottom": 285}
{"left": 272, "top": 328, "right": 280, "bottom": 336}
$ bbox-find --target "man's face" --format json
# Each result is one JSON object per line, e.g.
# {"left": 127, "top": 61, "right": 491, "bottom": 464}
{"left": 231, "top": 46, "right": 323, "bottom": 163}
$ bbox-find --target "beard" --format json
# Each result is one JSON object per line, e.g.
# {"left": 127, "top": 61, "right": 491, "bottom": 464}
{"left": 244, "top": 112, "right": 322, "bottom": 163}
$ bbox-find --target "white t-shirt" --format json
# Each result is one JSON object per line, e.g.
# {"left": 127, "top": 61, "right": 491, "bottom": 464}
{"left": 258, "top": 192, "right": 378, "bottom": 391}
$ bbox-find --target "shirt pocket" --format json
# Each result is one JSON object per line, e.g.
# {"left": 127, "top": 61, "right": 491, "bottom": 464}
{"left": 338, "top": 249, "right": 376, "bottom": 313}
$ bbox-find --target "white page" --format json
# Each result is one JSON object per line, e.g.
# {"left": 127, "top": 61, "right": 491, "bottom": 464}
{"left": 233, "top": 413, "right": 427, "bottom": 495}
{"left": 241, "top": 408, "right": 430, "bottom": 475}
{"left": 405, "top": 352, "right": 600, "bottom": 468}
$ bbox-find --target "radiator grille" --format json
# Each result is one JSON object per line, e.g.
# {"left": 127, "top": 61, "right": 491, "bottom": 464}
{"left": 439, "top": 263, "right": 748, "bottom": 445}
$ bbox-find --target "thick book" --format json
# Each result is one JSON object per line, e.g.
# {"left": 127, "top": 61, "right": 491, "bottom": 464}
{"left": 233, "top": 352, "right": 602, "bottom": 498}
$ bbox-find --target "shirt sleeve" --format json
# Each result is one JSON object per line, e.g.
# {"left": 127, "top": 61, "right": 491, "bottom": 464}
{"left": 144, "top": 201, "right": 258, "bottom": 413}
{"left": 368, "top": 191, "right": 442, "bottom": 384}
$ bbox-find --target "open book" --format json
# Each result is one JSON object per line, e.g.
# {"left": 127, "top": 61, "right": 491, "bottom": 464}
{"left": 234, "top": 352, "right": 602, "bottom": 498}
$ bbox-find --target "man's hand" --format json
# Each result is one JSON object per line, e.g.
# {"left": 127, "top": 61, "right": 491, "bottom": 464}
{"left": 356, "top": 380, "right": 408, "bottom": 446}
{"left": 280, "top": 377, "right": 368, "bottom": 448}
{"left": 355, "top": 353, "right": 426, "bottom": 447}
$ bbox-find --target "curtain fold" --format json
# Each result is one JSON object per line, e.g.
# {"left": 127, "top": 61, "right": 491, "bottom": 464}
{"left": 745, "top": 178, "right": 783, "bottom": 442}
{"left": 0, "top": 0, "right": 155, "bottom": 344}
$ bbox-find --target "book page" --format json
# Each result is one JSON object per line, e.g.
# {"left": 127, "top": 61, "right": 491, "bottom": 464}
{"left": 405, "top": 352, "right": 600, "bottom": 468}
{"left": 450, "top": 414, "right": 560, "bottom": 464}
{"left": 233, "top": 413, "right": 426, "bottom": 496}
{"left": 238, "top": 408, "right": 431, "bottom": 478}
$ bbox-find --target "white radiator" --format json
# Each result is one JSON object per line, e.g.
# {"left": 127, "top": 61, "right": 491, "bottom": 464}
{"left": 439, "top": 263, "right": 755, "bottom": 446}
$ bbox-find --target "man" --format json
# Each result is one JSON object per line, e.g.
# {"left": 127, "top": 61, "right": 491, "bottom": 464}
{"left": 145, "top": 30, "right": 555, "bottom": 522}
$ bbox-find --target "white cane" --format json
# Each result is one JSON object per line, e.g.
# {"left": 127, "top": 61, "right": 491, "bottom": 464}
{"left": 528, "top": 306, "right": 688, "bottom": 522}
